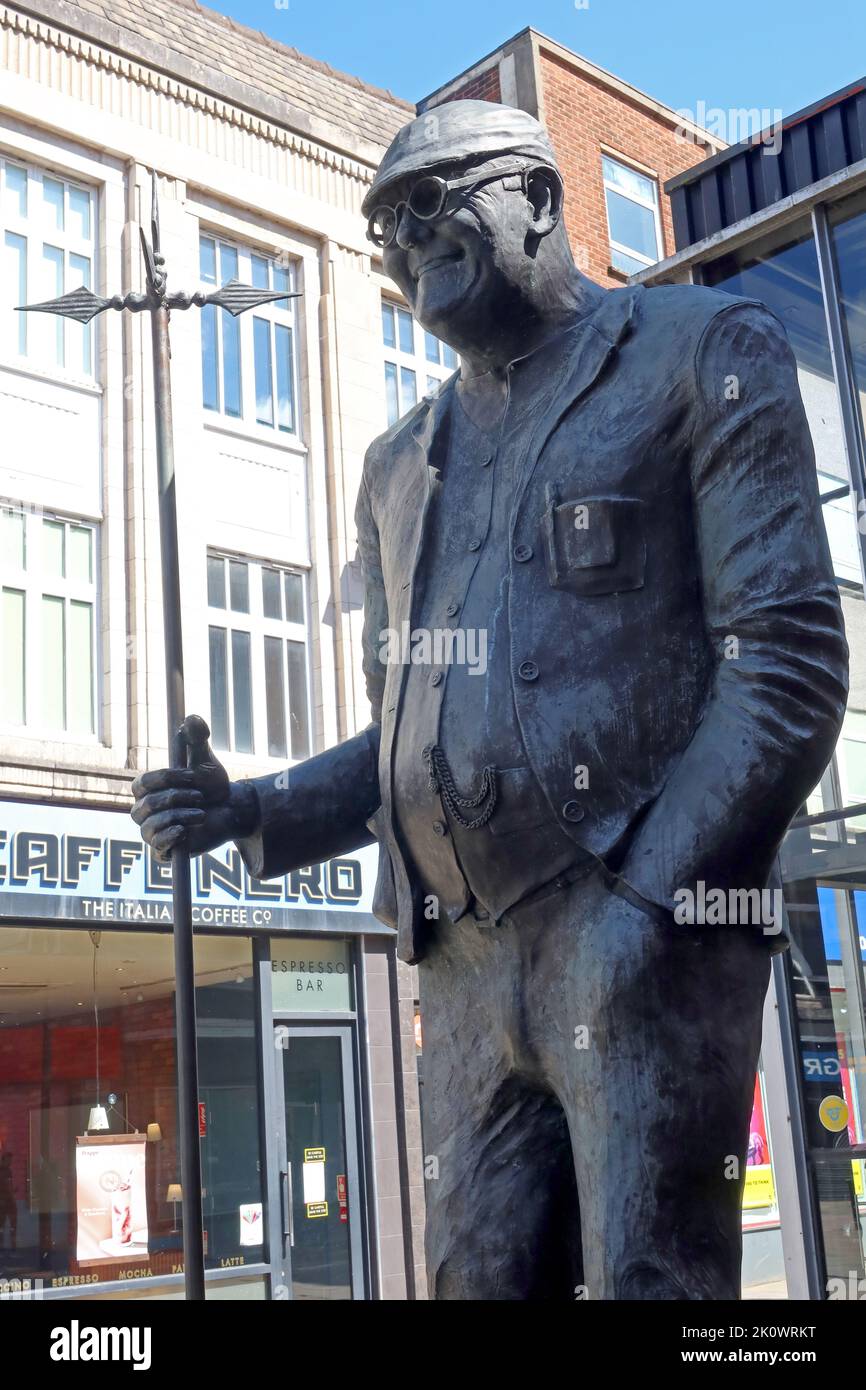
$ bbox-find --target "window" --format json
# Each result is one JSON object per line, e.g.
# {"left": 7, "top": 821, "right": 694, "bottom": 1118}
{"left": 0, "top": 926, "right": 264, "bottom": 1294}
{"left": 381, "top": 299, "right": 457, "bottom": 426}
{"left": 836, "top": 709, "right": 866, "bottom": 813}
{"left": 602, "top": 156, "right": 662, "bottom": 275}
{"left": 704, "top": 220, "right": 858, "bottom": 585}
{"left": 200, "top": 236, "right": 300, "bottom": 437}
{"left": 829, "top": 189, "right": 866, "bottom": 542}
{"left": 0, "top": 158, "right": 96, "bottom": 375}
{"left": 0, "top": 508, "right": 97, "bottom": 736}
{"left": 207, "top": 553, "right": 311, "bottom": 761}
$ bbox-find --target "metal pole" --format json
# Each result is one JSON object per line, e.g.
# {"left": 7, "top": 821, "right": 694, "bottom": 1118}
{"left": 151, "top": 304, "right": 206, "bottom": 1301}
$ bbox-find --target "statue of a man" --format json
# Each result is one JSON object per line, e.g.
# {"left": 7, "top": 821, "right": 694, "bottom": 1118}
{"left": 132, "top": 101, "right": 848, "bottom": 1300}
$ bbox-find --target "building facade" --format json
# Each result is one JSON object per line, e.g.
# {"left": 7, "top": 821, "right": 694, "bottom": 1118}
{"left": 634, "top": 80, "right": 866, "bottom": 1299}
{"left": 0, "top": 0, "right": 435, "bottom": 1302}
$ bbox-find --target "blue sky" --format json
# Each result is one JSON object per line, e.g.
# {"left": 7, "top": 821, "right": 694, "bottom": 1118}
{"left": 209, "top": 0, "right": 864, "bottom": 124}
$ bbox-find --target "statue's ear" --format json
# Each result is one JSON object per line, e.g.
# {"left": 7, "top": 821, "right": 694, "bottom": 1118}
{"left": 526, "top": 166, "right": 564, "bottom": 238}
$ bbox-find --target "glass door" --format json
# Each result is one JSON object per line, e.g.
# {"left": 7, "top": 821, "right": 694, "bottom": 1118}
{"left": 271, "top": 1025, "right": 365, "bottom": 1299}
{"left": 781, "top": 810, "right": 866, "bottom": 1292}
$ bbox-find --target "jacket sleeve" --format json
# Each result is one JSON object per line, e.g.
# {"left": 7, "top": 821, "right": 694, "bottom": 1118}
{"left": 354, "top": 444, "right": 390, "bottom": 724}
{"left": 235, "top": 726, "right": 380, "bottom": 881}
{"left": 620, "top": 301, "right": 848, "bottom": 913}
{"left": 234, "top": 446, "right": 387, "bottom": 880}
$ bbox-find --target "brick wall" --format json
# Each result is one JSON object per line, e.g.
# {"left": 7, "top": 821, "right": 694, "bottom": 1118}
{"left": 448, "top": 67, "right": 501, "bottom": 104}
{"left": 538, "top": 49, "right": 709, "bottom": 286}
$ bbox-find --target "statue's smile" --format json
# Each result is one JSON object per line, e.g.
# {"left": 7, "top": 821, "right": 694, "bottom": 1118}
{"left": 415, "top": 250, "right": 464, "bottom": 280}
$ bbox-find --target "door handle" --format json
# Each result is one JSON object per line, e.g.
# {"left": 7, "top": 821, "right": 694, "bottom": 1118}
{"left": 281, "top": 1165, "right": 294, "bottom": 1248}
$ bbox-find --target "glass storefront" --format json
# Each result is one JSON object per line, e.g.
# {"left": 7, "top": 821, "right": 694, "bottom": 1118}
{"left": 0, "top": 923, "right": 382, "bottom": 1301}
{"left": 780, "top": 816, "right": 866, "bottom": 1287}
{"left": 741, "top": 1061, "right": 787, "bottom": 1297}
{"left": 829, "top": 189, "right": 866, "bottom": 461}
{"left": 0, "top": 928, "right": 264, "bottom": 1296}
{"left": 703, "top": 219, "right": 860, "bottom": 586}
{"left": 703, "top": 189, "right": 866, "bottom": 1296}
{"left": 0, "top": 801, "right": 393, "bottom": 1301}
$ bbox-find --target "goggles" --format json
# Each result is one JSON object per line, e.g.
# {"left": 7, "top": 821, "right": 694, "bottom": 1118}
{"left": 367, "top": 163, "right": 535, "bottom": 248}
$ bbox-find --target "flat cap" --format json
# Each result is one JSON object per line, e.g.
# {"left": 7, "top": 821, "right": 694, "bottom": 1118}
{"left": 362, "top": 100, "right": 560, "bottom": 216}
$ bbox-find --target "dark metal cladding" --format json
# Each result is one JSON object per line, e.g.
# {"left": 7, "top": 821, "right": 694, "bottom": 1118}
{"left": 667, "top": 78, "right": 866, "bottom": 250}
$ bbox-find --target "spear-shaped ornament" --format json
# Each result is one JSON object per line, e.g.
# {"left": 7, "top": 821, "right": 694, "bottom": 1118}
{"left": 18, "top": 170, "right": 300, "bottom": 1301}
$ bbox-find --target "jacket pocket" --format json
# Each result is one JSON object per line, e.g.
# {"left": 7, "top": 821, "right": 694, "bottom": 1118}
{"left": 542, "top": 486, "right": 646, "bottom": 596}
{"left": 488, "top": 766, "right": 558, "bottom": 837}
{"left": 365, "top": 805, "right": 398, "bottom": 930}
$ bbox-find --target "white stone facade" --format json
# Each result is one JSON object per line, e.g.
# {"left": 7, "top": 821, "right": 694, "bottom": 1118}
{"left": 0, "top": 0, "right": 426, "bottom": 1300}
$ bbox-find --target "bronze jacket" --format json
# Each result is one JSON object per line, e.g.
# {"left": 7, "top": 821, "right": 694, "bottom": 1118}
{"left": 237, "top": 283, "right": 848, "bottom": 963}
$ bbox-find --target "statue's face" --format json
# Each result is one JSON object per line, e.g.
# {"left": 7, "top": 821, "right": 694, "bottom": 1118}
{"left": 380, "top": 158, "right": 536, "bottom": 349}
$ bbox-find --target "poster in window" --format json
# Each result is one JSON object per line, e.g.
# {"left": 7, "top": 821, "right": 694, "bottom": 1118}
{"left": 743, "top": 1074, "right": 775, "bottom": 1210}
{"left": 75, "top": 1135, "right": 149, "bottom": 1265}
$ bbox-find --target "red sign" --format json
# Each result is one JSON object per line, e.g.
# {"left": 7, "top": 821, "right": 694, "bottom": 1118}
{"left": 337, "top": 1173, "right": 348, "bottom": 1223}
{"left": 747, "top": 1076, "right": 768, "bottom": 1166}
{"left": 837, "top": 1035, "right": 859, "bottom": 1145}
{"left": 198, "top": 1102, "right": 207, "bottom": 1137}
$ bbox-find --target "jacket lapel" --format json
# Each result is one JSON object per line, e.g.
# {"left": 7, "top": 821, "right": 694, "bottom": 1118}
{"left": 401, "top": 375, "right": 456, "bottom": 601}
{"left": 409, "top": 374, "right": 456, "bottom": 476}
{"left": 381, "top": 377, "right": 455, "bottom": 758}
{"left": 512, "top": 285, "right": 643, "bottom": 522}
{"left": 380, "top": 379, "right": 456, "bottom": 964}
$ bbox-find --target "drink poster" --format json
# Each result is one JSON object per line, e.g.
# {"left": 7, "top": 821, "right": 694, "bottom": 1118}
{"left": 75, "top": 1135, "right": 149, "bottom": 1265}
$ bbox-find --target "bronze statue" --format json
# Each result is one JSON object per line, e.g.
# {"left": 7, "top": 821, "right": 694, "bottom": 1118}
{"left": 132, "top": 101, "right": 848, "bottom": 1300}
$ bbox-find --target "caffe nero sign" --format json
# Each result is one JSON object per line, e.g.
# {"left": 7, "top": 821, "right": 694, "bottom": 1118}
{"left": 0, "top": 803, "right": 381, "bottom": 932}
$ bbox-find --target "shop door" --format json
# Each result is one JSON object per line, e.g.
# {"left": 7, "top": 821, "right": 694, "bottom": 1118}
{"left": 272, "top": 1025, "right": 365, "bottom": 1299}
{"left": 779, "top": 810, "right": 866, "bottom": 1294}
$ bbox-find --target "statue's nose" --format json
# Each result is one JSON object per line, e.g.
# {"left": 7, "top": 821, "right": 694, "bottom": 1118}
{"left": 395, "top": 205, "right": 431, "bottom": 251}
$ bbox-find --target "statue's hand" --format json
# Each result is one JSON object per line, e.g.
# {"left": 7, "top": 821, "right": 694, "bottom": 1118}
{"left": 131, "top": 715, "right": 257, "bottom": 859}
